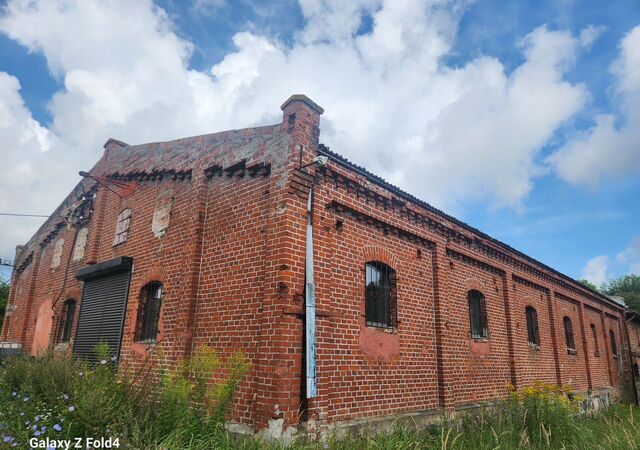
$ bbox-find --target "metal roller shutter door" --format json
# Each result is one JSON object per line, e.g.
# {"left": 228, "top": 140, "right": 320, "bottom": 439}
{"left": 73, "top": 270, "right": 131, "bottom": 362}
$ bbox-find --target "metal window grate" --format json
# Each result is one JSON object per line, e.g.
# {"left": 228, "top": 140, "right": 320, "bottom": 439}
{"left": 563, "top": 316, "right": 575, "bottom": 350}
{"left": 58, "top": 299, "right": 76, "bottom": 343}
{"left": 136, "top": 282, "right": 163, "bottom": 342}
{"left": 525, "top": 306, "right": 540, "bottom": 345}
{"left": 365, "top": 262, "right": 396, "bottom": 328}
{"left": 468, "top": 290, "right": 488, "bottom": 339}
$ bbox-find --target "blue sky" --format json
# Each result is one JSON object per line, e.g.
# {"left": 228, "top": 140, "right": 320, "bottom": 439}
{"left": 0, "top": 0, "right": 639, "bottom": 286}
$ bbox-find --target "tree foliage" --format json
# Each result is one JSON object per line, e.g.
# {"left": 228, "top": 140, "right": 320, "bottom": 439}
{"left": 578, "top": 279, "right": 598, "bottom": 291}
{"left": 601, "top": 274, "right": 640, "bottom": 313}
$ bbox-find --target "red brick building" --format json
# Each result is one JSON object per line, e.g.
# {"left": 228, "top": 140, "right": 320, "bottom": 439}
{"left": 1, "top": 95, "right": 637, "bottom": 433}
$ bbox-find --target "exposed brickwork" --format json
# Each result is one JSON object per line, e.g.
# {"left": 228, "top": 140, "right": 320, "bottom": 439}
{"left": 1, "top": 95, "right": 635, "bottom": 432}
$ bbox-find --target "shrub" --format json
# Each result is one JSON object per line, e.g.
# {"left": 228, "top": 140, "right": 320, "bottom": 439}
{"left": 0, "top": 346, "right": 248, "bottom": 449}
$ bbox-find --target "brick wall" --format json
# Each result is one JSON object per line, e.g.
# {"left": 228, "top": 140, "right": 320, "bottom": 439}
{"left": 1, "top": 94, "right": 633, "bottom": 432}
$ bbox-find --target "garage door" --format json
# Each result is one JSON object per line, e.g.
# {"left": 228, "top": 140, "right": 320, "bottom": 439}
{"left": 74, "top": 257, "right": 132, "bottom": 362}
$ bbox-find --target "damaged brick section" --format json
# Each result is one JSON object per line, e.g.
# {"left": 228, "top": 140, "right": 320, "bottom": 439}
{"left": 1, "top": 94, "right": 637, "bottom": 438}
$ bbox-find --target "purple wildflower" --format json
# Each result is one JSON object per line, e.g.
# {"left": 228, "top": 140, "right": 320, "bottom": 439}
{"left": 23, "top": 396, "right": 29, "bottom": 402}
{"left": 63, "top": 394, "right": 69, "bottom": 400}
{"left": 11, "top": 392, "right": 17, "bottom": 397}
{"left": 53, "top": 424, "right": 62, "bottom": 432}
{"left": 68, "top": 406, "right": 75, "bottom": 412}
{"left": 34, "top": 431, "right": 41, "bottom": 437}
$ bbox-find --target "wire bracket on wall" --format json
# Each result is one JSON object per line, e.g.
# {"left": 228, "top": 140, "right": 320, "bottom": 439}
{"left": 79, "top": 171, "right": 138, "bottom": 198}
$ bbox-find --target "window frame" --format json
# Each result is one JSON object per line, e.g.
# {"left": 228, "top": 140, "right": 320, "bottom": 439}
{"left": 58, "top": 299, "right": 76, "bottom": 344}
{"left": 525, "top": 305, "right": 540, "bottom": 347}
{"left": 563, "top": 316, "right": 576, "bottom": 354}
{"left": 364, "top": 261, "right": 397, "bottom": 329}
{"left": 135, "top": 282, "right": 164, "bottom": 343}
{"left": 609, "top": 329, "right": 618, "bottom": 358}
{"left": 468, "top": 290, "right": 488, "bottom": 340}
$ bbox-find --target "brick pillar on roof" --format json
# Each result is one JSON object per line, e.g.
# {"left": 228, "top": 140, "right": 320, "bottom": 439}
{"left": 252, "top": 95, "right": 324, "bottom": 429}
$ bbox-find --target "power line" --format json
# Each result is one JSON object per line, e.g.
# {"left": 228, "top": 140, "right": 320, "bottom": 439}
{"left": 0, "top": 213, "right": 49, "bottom": 218}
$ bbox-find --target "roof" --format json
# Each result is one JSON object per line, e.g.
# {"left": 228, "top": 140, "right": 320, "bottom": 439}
{"left": 317, "top": 144, "right": 621, "bottom": 310}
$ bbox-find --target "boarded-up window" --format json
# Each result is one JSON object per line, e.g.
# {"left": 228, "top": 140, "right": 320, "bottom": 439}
{"left": 72, "top": 227, "right": 89, "bottom": 261}
{"left": 468, "top": 290, "right": 488, "bottom": 339}
{"left": 365, "top": 262, "right": 397, "bottom": 328}
{"left": 113, "top": 209, "right": 131, "bottom": 246}
{"left": 51, "top": 239, "right": 64, "bottom": 268}
{"left": 526, "top": 306, "right": 540, "bottom": 346}
{"left": 563, "top": 316, "right": 576, "bottom": 351}
{"left": 151, "top": 190, "right": 173, "bottom": 238}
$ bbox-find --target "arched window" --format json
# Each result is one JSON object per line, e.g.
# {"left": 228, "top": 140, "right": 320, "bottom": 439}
{"left": 58, "top": 299, "right": 76, "bottom": 343}
{"left": 525, "top": 306, "right": 540, "bottom": 346}
{"left": 135, "top": 282, "right": 164, "bottom": 342}
{"left": 609, "top": 330, "right": 618, "bottom": 357}
{"left": 468, "top": 290, "right": 488, "bottom": 339}
{"left": 563, "top": 316, "right": 575, "bottom": 352}
{"left": 591, "top": 324, "right": 600, "bottom": 356}
{"left": 365, "top": 262, "right": 397, "bottom": 328}
{"left": 634, "top": 363, "right": 639, "bottom": 378}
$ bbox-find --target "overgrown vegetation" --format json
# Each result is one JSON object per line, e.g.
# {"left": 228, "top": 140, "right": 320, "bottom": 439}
{"left": 602, "top": 274, "right": 640, "bottom": 312}
{"left": 2, "top": 354, "right": 640, "bottom": 449}
{"left": 0, "top": 345, "right": 249, "bottom": 449}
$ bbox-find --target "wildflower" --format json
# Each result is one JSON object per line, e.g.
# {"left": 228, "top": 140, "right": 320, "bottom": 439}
{"left": 23, "top": 396, "right": 29, "bottom": 402}
{"left": 34, "top": 431, "right": 41, "bottom": 437}
{"left": 63, "top": 394, "right": 69, "bottom": 400}
{"left": 24, "top": 421, "right": 29, "bottom": 425}
{"left": 68, "top": 406, "right": 75, "bottom": 412}
{"left": 111, "top": 356, "right": 117, "bottom": 361}
{"left": 19, "top": 412, "right": 24, "bottom": 416}
{"left": 53, "top": 424, "right": 62, "bottom": 432}
{"left": 2, "top": 435, "right": 14, "bottom": 443}
{"left": 78, "top": 372, "right": 84, "bottom": 377}
{"left": 41, "top": 426, "right": 46, "bottom": 431}
{"left": 35, "top": 415, "right": 41, "bottom": 422}
{"left": 100, "top": 359, "right": 107, "bottom": 365}
{"left": 11, "top": 392, "right": 17, "bottom": 397}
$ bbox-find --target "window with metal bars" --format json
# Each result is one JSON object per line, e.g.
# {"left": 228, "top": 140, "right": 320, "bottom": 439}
{"left": 610, "top": 329, "right": 618, "bottom": 357}
{"left": 563, "top": 316, "right": 575, "bottom": 351}
{"left": 591, "top": 324, "right": 600, "bottom": 356}
{"left": 525, "top": 306, "right": 540, "bottom": 346}
{"left": 135, "top": 282, "right": 163, "bottom": 343}
{"left": 468, "top": 290, "right": 488, "bottom": 339}
{"left": 365, "top": 262, "right": 397, "bottom": 328}
{"left": 57, "top": 299, "right": 76, "bottom": 343}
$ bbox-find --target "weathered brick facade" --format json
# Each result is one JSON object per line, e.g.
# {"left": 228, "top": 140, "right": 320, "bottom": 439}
{"left": 1, "top": 95, "right": 637, "bottom": 432}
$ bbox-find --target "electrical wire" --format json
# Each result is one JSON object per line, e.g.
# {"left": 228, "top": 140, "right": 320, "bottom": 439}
{"left": 0, "top": 213, "right": 49, "bottom": 218}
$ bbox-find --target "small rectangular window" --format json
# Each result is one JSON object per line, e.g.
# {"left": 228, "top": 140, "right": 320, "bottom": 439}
{"left": 365, "top": 262, "right": 397, "bottom": 328}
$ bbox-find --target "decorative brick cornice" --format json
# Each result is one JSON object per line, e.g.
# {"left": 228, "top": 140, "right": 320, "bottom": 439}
{"left": 326, "top": 201, "right": 435, "bottom": 249}
{"left": 204, "top": 160, "right": 271, "bottom": 179}
{"left": 446, "top": 248, "right": 504, "bottom": 276}
{"left": 108, "top": 169, "right": 192, "bottom": 182}
{"left": 512, "top": 275, "right": 549, "bottom": 293}
{"left": 320, "top": 165, "right": 620, "bottom": 311}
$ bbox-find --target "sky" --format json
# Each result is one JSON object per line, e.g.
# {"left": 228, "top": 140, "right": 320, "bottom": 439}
{"left": 0, "top": 0, "right": 639, "bottom": 286}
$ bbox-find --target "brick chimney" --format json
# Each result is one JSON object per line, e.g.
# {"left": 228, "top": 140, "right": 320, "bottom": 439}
{"left": 281, "top": 95, "right": 324, "bottom": 167}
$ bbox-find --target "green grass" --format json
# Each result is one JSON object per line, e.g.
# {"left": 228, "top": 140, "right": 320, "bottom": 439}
{"left": 1, "top": 352, "right": 639, "bottom": 449}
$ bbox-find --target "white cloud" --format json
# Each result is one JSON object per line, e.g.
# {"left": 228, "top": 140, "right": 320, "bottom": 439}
{"left": 547, "top": 26, "right": 640, "bottom": 186}
{"left": 579, "top": 24, "right": 606, "bottom": 49}
{"left": 0, "top": 0, "right": 607, "bottom": 260}
{"left": 617, "top": 235, "right": 640, "bottom": 275}
{"left": 581, "top": 255, "right": 610, "bottom": 286}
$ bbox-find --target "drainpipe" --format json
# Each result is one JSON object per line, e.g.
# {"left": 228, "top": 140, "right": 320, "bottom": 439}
{"left": 301, "top": 155, "right": 327, "bottom": 399}
{"left": 305, "top": 186, "right": 317, "bottom": 398}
